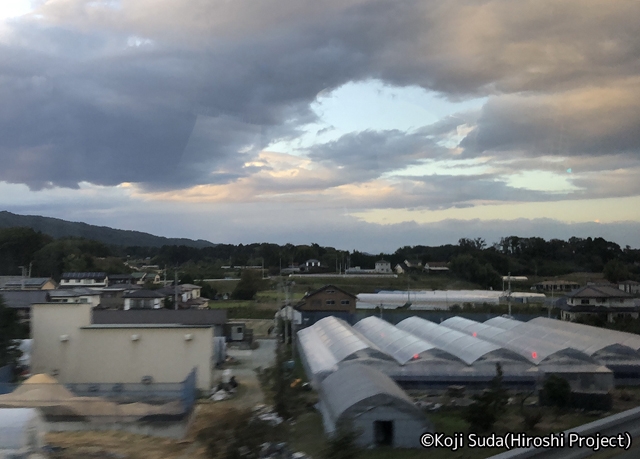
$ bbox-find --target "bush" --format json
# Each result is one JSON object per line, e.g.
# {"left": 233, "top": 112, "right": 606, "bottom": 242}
{"left": 464, "top": 363, "right": 508, "bottom": 432}
{"left": 542, "top": 375, "right": 571, "bottom": 409}
{"left": 197, "top": 407, "right": 284, "bottom": 459}
{"left": 323, "top": 422, "right": 361, "bottom": 459}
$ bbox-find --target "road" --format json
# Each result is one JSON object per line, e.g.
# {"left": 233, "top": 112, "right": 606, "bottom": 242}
{"left": 214, "top": 339, "right": 277, "bottom": 408}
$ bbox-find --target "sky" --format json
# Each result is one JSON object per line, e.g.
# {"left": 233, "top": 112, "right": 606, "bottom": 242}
{"left": 1, "top": 0, "right": 640, "bottom": 252}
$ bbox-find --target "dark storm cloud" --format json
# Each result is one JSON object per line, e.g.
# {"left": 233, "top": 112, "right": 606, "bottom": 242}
{"left": 1, "top": 0, "right": 640, "bottom": 194}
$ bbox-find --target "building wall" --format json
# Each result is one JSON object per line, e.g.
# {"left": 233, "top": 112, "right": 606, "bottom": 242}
{"left": 344, "top": 405, "right": 428, "bottom": 448}
{"left": 31, "top": 303, "right": 212, "bottom": 389}
{"left": 298, "top": 289, "right": 356, "bottom": 314}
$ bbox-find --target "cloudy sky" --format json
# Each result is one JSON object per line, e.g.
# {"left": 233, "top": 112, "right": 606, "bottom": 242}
{"left": 1, "top": 0, "right": 640, "bottom": 252}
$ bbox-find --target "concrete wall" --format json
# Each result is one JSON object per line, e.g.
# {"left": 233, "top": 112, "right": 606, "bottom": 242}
{"left": 31, "top": 303, "right": 212, "bottom": 389}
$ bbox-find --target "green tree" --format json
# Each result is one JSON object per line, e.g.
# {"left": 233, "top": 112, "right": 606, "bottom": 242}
{"left": 543, "top": 374, "right": 571, "bottom": 410}
{"left": 231, "top": 270, "right": 262, "bottom": 300}
{"left": 603, "top": 259, "right": 630, "bottom": 283}
{"left": 0, "top": 296, "right": 24, "bottom": 370}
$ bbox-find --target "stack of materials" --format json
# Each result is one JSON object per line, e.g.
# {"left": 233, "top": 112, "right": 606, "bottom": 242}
{"left": 0, "top": 374, "right": 182, "bottom": 420}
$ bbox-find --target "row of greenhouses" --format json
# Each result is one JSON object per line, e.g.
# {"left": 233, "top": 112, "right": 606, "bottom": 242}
{"left": 297, "top": 315, "right": 640, "bottom": 391}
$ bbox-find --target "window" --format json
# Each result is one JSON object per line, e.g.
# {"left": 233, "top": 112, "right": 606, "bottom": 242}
{"left": 326, "top": 290, "right": 335, "bottom": 294}
{"left": 341, "top": 300, "right": 350, "bottom": 305}
{"left": 326, "top": 300, "right": 335, "bottom": 305}
{"left": 581, "top": 299, "right": 590, "bottom": 305}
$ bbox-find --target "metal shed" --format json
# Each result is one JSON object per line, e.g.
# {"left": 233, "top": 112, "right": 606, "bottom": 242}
{"left": 318, "top": 364, "right": 430, "bottom": 448}
{"left": 0, "top": 408, "right": 44, "bottom": 455}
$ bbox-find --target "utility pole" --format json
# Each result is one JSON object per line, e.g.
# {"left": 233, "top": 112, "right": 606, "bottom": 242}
{"left": 19, "top": 266, "right": 26, "bottom": 290}
{"left": 508, "top": 271, "right": 512, "bottom": 317}
{"left": 174, "top": 269, "right": 179, "bottom": 310}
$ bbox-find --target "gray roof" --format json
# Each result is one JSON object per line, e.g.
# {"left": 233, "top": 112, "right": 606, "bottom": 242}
{"left": 180, "top": 284, "right": 202, "bottom": 290}
{"left": 122, "top": 289, "right": 166, "bottom": 299}
{"left": 0, "top": 291, "right": 49, "bottom": 309}
{"left": 319, "top": 364, "right": 422, "bottom": 423}
{"left": 49, "top": 288, "right": 100, "bottom": 298}
{"left": 92, "top": 308, "right": 227, "bottom": 326}
{"left": 567, "top": 285, "right": 633, "bottom": 299}
{"left": 61, "top": 272, "right": 107, "bottom": 280}
{"left": 0, "top": 277, "right": 54, "bottom": 289}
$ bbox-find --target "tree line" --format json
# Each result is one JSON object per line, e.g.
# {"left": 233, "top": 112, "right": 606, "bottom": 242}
{"left": 1, "top": 227, "right": 639, "bottom": 286}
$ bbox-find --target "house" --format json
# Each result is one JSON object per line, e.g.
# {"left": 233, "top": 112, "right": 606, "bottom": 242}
{"left": 30, "top": 301, "right": 214, "bottom": 389}
{"left": 375, "top": 260, "right": 392, "bottom": 274}
{"left": 130, "top": 272, "right": 162, "bottom": 285}
{"left": 294, "top": 284, "right": 357, "bottom": 325}
{"left": 107, "top": 274, "right": 135, "bottom": 285}
{"left": 99, "top": 284, "right": 141, "bottom": 309}
{"left": 156, "top": 285, "right": 209, "bottom": 309}
{"left": 0, "top": 277, "right": 58, "bottom": 291}
{"left": 304, "top": 259, "right": 321, "bottom": 268}
{"left": 0, "top": 291, "right": 50, "bottom": 324}
{"left": 423, "top": 262, "right": 449, "bottom": 273}
{"left": 48, "top": 288, "right": 101, "bottom": 308}
{"left": 618, "top": 280, "right": 640, "bottom": 295}
{"left": 123, "top": 289, "right": 165, "bottom": 310}
{"left": 560, "top": 285, "right": 640, "bottom": 322}
{"left": 60, "top": 272, "right": 108, "bottom": 289}
{"left": 394, "top": 262, "right": 409, "bottom": 274}
{"left": 532, "top": 280, "right": 581, "bottom": 292}
{"left": 404, "top": 259, "right": 423, "bottom": 269}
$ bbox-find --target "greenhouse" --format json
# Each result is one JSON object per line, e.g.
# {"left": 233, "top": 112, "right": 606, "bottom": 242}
{"left": 355, "top": 316, "right": 537, "bottom": 389}
{"left": 353, "top": 316, "right": 455, "bottom": 365}
{"left": 530, "top": 317, "right": 640, "bottom": 353}
{"left": 440, "top": 316, "right": 614, "bottom": 391}
{"left": 296, "top": 316, "right": 398, "bottom": 387}
{"left": 318, "top": 364, "right": 430, "bottom": 448}
{"left": 396, "top": 316, "right": 527, "bottom": 365}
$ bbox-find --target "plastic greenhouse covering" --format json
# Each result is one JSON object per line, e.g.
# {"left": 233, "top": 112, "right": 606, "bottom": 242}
{"left": 396, "top": 316, "right": 514, "bottom": 365}
{"left": 353, "top": 316, "right": 442, "bottom": 365}
{"left": 306, "top": 316, "right": 393, "bottom": 363}
{"left": 529, "top": 317, "right": 640, "bottom": 352}
{"left": 357, "top": 290, "right": 546, "bottom": 309}
{"left": 297, "top": 326, "right": 339, "bottom": 377}
{"left": 440, "top": 316, "right": 589, "bottom": 365}
{"left": 485, "top": 316, "right": 640, "bottom": 357}
{"left": 319, "top": 364, "right": 420, "bottom": 425}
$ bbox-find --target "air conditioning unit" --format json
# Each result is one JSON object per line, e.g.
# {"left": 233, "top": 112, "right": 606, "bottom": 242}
{"left": 59, "top": 334, "right": 69, "bottom": 342}
{"left": 184, "top": 334, "right": 193, "bottom": 341}
{"left": 131, "top": 334, "right": 140, "bottom": 341}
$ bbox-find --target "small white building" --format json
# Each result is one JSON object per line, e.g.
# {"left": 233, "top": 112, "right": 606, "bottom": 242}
{"left": 375, "top": 260, "right": 392, "bottom": 274}
{"left": 0, "top": 408, "right": 45, "bottom": 456}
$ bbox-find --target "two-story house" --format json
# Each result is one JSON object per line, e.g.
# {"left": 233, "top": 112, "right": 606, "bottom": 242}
{"left": 294, "top": 284, "right": 357, "bottom": 325}
{"left": 60, "top": 272, "right": 108, "bottom": 289}
{"left": 560, "top": 285, "right": 639, "bottom": 322}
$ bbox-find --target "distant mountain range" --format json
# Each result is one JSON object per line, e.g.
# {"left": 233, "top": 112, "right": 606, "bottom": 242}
{"left": 0, "top": 211, "right": 215, "bottom": 248}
